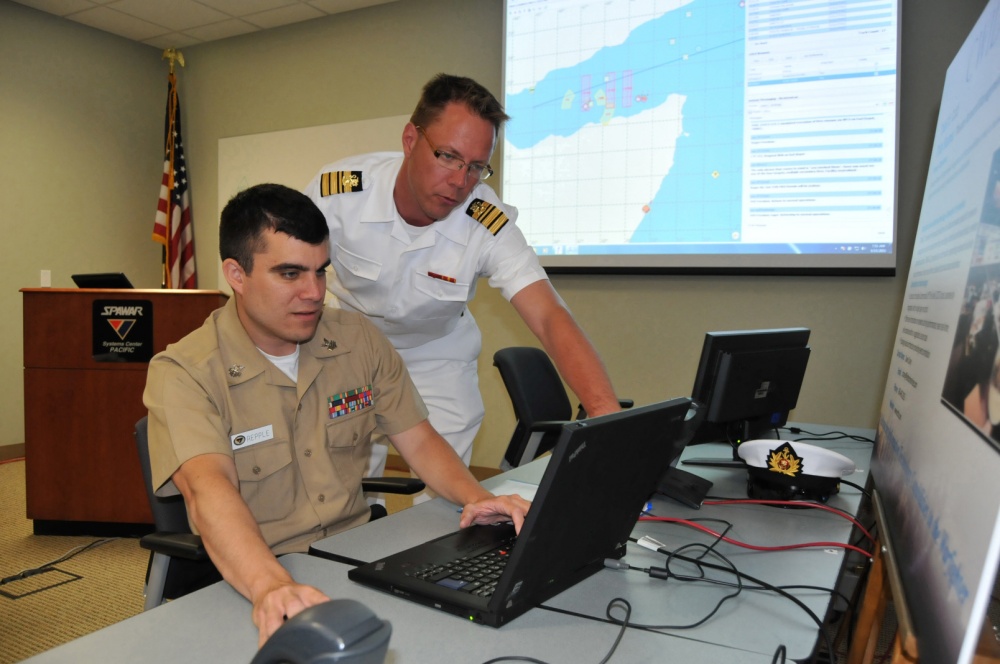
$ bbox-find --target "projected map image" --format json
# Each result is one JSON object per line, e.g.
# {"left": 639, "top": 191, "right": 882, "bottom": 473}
{"left": 502, "top": 0, "right": 898, "bottom": 263}
{"left": 505, "top": 0, "right": 743, "bottom": 248}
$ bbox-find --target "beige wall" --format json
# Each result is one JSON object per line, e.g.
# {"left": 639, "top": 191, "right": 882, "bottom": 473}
{"left": 2, "top": 0, "right": 990, "bottom": 468}
{"left": 1, "top": 1, "right": 165, "bottom": 451}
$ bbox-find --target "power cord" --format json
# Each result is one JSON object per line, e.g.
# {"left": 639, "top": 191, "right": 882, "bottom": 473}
{"left": 480, "top": 597, "right": 632, "bottom": 664}
{"left": 635, "top": 535, "right": 836, "bottom": 662}
{"left": 0, "top": 538, "right": 118, "bottom": 587}
{"left": 780, "top": 426, "right": 874, "bottom": 444}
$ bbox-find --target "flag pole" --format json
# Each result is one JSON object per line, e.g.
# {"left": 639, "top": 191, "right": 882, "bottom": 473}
{"left": 162, "top": 49, "right": 183, "bottom": 289}
{"left": 153, "top": 48, "right": 196, "bottom": 288}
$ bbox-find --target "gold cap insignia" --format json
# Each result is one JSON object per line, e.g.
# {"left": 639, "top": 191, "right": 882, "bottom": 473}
{"left": 767, "top": 442, "right": 803, "bottom": 477}
{"left": 466, "top": 198, "right": 509, "bottom": 236}
{"left": 320, "top": 170, "right": 363, "bottom": 196}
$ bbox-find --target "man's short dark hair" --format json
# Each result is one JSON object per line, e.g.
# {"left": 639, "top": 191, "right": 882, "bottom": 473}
{"left": 410, "top": 74, "right": 510, "bottom": 134}
{"left": 220, "top": 183, "right": 329, "bottom": 273}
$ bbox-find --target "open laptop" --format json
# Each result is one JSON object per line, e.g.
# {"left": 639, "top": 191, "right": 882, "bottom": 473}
{"left": 348, "top": 397, "right": 700, "bottom": 627}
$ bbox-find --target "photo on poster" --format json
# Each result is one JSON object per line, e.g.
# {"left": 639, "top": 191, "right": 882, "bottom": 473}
{"left": 941, "top": 146, "right": 1000, "bottom": 450}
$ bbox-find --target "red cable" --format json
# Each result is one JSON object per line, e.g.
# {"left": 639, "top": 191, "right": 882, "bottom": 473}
{"left": 702, "top": 498, "right": 876, "bottom": 543}
{"left": 638, "top": 515, "right": 874, "bottom": 559}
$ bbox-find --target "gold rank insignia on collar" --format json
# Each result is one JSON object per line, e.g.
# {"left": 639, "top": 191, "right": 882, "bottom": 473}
{"left": 228, "top": 364, "right": 245, "bottom": 378}
{"left": 322, "top": 338, "right": 337, "bottom": 351}
{"left": 466, "top": 198, "right": 509, "bottom": 235}
{"left": 320, "top": 170, "right": 363, "bottom": 196}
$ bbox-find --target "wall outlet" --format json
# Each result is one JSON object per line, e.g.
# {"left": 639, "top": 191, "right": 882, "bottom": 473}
{"left": 40, "top": 269, "right": 51, "bottom": 287}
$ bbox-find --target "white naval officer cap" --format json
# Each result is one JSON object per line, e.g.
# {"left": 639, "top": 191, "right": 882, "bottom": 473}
{"left": 737, "top": 439, "right": 856, "bottom": 502}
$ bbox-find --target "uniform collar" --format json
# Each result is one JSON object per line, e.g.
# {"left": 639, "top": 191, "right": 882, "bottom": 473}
{"left": 358, "top": 154, "right": 477, "bottom": 248}
{"left": 216, "top": 299, "right": 348, "bottom": 394}
{"left": 216, "top": 299, "right": 269, "bottom": 386}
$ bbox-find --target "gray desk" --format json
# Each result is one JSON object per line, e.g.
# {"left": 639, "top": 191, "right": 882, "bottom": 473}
{"left": 25, "top": 426, "right": 871, "bottom": 663}
{"left": 310, "top": 426, "right": 874, "bottom": 661}
{"left": 23, "top": 554, "right": 773, "bottom": 663}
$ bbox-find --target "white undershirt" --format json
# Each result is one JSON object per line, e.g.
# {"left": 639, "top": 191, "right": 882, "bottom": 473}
{"left": 400, "top": 215, "right": 433, "bottom": 242}
{"left": 259, "top": 345, "right": 300, "bottom": 383}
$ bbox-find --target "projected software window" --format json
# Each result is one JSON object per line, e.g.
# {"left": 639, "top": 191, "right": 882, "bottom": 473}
{"left": 502, "top": 0, "right": 898, "bottom": 267}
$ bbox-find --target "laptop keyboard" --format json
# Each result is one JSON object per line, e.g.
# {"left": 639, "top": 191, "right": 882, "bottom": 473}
{"left": 405, "top": 535, "right": 516, "bottom": 598}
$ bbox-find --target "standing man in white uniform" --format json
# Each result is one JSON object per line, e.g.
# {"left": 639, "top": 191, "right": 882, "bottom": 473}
{"left": 305, "top": 74, "right": 621, "bottom": 479}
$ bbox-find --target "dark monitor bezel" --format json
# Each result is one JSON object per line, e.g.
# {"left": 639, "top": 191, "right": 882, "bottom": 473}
{"left": 690, "top": 327, "right": 811, "bottom": 445}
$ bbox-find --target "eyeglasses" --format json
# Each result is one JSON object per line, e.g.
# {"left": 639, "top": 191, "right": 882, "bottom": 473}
{"left": 415, "top": 126, "right": 494, "bottom": 181}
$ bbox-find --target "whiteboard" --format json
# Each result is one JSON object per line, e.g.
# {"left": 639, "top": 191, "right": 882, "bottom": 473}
{"left": 217, "top": 114, "right": 410, "bottom": 288}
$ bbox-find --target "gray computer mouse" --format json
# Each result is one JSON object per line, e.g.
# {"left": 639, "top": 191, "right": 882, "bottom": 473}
{"left": 250, "top": 599, "right": 391, "bottom": 664}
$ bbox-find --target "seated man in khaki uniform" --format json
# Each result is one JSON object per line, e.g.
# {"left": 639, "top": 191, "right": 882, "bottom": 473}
{"left": 143, "top": 183, "right": 530, "bottom": 647}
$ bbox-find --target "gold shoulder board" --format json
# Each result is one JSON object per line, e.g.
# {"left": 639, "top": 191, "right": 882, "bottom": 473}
{"left": 465, "top": 199, "right": 509, "bottom": 236}
{"left": 320, "top": 171, "right": 363, "bottom": 196}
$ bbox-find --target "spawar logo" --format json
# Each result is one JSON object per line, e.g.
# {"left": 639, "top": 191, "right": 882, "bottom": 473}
{"left": 102, "top": 305, "right": 143, "bottom": 340}
{"left": 106, "top": 318, "right": 136, "bottom": 340}
{"left": 92, "top": 299, "right": 154, "bottom": 363}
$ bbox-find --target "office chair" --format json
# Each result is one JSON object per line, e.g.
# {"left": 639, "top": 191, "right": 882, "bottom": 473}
{"left": 492, "top": 347, "right": 633, "bottom": 470}
{"left": 134, "top": 416, "right": 424, "bottom": 610}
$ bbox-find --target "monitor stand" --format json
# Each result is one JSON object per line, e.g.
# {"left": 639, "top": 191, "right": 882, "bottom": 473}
{"left": 655, "top": 466, "right": 714, "bottom": 509}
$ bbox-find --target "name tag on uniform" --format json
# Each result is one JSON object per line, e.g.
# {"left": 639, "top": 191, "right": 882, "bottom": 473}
{"left": 231, "top": 425, "right": 274, "bottom": 450}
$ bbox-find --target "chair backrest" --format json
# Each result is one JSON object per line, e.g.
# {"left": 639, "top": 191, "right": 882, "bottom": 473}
{"left": 492, "top": 347, "right": 573, "bottom": 469}
{"left": 135, "top": 416, "right": 192, "bottom": 534}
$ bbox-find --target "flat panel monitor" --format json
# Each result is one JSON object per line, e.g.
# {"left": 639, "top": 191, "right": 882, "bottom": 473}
{"left": 690, "top": 327, "right": 811, "bottom": 446}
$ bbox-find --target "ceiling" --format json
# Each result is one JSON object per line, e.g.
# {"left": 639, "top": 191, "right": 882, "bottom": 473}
{"left": 11, "top": 0, "right": 399, "bottom": 50}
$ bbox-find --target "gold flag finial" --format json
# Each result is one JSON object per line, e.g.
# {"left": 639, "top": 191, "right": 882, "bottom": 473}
{"left": 162, "top": 48, "right": 185, "bottom": 74}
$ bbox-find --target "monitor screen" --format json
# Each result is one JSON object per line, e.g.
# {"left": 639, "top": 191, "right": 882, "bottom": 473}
{"left": 690, "top": 327, "right": 811, "bottom": 445}
{"left": 501, "top": 0, "right": 900, "bottom": 274}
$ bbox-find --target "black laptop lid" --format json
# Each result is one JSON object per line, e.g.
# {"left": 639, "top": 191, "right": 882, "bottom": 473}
{"left": 486, "top": 397, "right": 698, "bottom": 622}
{"left": 71, "top": 272, "right": 134, "bottom": 288}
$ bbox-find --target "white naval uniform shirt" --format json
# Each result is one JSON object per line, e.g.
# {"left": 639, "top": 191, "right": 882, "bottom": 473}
{"left": 304, "top": 152, "right": 548, "bottom": 459}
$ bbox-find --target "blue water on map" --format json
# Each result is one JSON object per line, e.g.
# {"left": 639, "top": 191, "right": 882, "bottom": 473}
{"left": 505, "top": 0, "right": 745, "bottom": 243}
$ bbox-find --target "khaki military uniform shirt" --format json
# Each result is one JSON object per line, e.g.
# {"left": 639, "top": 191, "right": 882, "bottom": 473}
{"left": 143, "top": 298, "right": 428, "bottom": 555}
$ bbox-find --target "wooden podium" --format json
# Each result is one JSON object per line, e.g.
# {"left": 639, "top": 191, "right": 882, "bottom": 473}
{"left": 21, "top": 288, "right": 227, "bottom": 535}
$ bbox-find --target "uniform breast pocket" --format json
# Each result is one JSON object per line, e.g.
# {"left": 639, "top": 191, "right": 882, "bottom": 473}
{"left": 334, "top": 244, "right": 382, "bottom": 289}
{"left": 325, "top": 409, "right": 377, "bottom": 487}
{"left": 234, "top": 440, "right": 295, "bottom": 524}
{"left": 413, "top": 271, "right": 471, "bottom": 310}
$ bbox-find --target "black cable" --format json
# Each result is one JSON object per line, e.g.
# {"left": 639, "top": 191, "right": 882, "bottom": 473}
{"left": 654, "top": 545, "right": 836, "bottom": 663}
{"left": 780, "top": 427, "right": 874, "bottom": 444}
{"left": 599, "top": 599, "right": 632, "bottom": 664}
{"left": 0, "top": 538, "right": 117, "bottom": 586}
{"left": 480, "top": 597, "right": 632, "bottom": 664}
{"left": 839, "top": 478, "right": 872, "bottom": 499}
{"left": 622, "top": 542, "right": 746, "bottom": 630}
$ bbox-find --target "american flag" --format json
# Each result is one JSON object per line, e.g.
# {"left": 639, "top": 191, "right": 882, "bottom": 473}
{"left": 152, "top": 71, "right": 196, "bottom": 289}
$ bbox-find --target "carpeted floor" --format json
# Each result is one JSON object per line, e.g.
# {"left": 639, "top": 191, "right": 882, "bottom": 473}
{"left": 0, "top": 458, "right": 415, "bottom": 663}
{"left": 0, "top": 459, "right": 148, "bottom": 663}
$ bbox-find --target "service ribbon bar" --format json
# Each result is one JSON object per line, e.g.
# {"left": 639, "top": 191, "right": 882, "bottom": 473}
{"left": 328, "top": 384, "right": 374, "bottom": 419}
